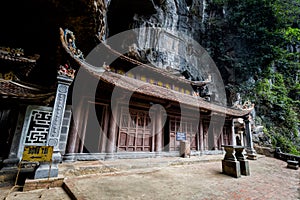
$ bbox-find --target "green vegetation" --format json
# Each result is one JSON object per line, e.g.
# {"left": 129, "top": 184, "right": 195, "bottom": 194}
{"left": 202, "top": 0, "right": 300, "bottom": 154}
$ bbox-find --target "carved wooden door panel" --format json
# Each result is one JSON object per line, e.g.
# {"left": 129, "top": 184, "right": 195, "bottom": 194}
{"left": 203, "top": 121, "right": 209, "bottom": 150}
{"left": 223, "top": 126, "right": 230, "bottom": 145}
{"left": 169, "top": 118, "right": 179, "bottom": 151}
{"left": 169, "top": 116, "right": 198, "bottom": 151}
{"left": 118, "top": 108, "right": 152, "bottom": 152}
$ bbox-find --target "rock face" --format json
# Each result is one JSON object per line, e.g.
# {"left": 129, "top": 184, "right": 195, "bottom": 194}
{"left": 0, "top": 0, "right": 106, "bottom": 86}
{"left": 106, "top": 0, "right": 226, "bottom": 104}
{"left": 1, "top": 0, "right": 226, "bottom": 104}
{"left": 107, "top": 0, "right": 207, "bottom": 81}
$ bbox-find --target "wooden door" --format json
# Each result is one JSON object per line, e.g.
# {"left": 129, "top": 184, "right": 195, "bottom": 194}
{"left": 169, "top": 116, "right": 198, "bottom": 151}
{"left": 118, "top": 107, "right": 152, "bottom": 152}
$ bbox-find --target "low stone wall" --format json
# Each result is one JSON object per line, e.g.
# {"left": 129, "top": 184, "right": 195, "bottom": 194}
{"left": 254, "top": 146, "right": 275, "bottom": 157}
{"left": 275, "top": 148, "right": 300, "bottom": 163}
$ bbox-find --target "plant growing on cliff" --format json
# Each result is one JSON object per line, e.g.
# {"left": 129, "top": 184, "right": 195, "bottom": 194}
{"left": 204, "top": 0, "right": 300, "bottom": 154}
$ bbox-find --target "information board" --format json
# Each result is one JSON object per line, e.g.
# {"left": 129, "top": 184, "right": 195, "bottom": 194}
{"left": 22, "top": 146, "right": 53, "bottom": 162}
{"left": 176, "top": 132, "right": 186, "bottom": 141}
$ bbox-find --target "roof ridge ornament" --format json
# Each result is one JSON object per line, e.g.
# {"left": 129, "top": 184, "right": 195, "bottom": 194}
{"left": 58, "top": 64, "right": 76, "bottom": 79}
{"left": 63, "top": 29, "right": 84, "bottom": 60}
{"left": 232, "top": 99, "right": 255, "bottom": 111}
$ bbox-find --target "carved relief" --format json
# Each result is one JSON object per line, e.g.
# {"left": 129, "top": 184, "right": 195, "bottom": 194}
{"left": 25, "top": 110, "right": 52, "bottom": 145}
{"left": 49, "top": 93, "right": 66, "bottom": 138}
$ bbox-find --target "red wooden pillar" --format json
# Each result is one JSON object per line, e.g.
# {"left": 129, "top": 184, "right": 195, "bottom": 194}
{"left": 100, "top": 106, "right": 110, "bottom": 153}
{"left": 155, "top": 108, "right": 163, "bottom": 153}
{"left": 213, "top": 124, "right": 218, "bottom": 150}
{"left": 106, "top": 104, "right": 119, "bottom": 158}
{"left": 199, "top": 119, "right": 204, "bottom": 151}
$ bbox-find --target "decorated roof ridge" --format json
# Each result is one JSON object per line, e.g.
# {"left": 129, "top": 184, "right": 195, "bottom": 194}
{"left": 0, "top": 80, "right": 55, "bottom": 101}
{"left": 59, "top": 28, "right": 253, "bottom": 117}
{"left": 0, "top": 47, "right": 39, "bottom": 64}
{"left": 0, "top": 74, "right": 56, "bottom": 103}
{"left": 59, "top": 28, "right": 108, "bottom": 74}
{"left": 59, "top": 27, "right": 210, "bottom": 87}
{"left": 0, "top": 75, "right": 56, "bottom": 92}
{"left": 0, "top": 46, "right": 41, "bottom": 81}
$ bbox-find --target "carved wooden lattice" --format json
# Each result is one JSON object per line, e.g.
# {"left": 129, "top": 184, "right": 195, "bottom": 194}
{"left": 169, "top": 116, "right": 198, "bottom": 151}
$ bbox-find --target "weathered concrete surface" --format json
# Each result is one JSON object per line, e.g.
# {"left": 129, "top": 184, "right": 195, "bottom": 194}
{"left": 63, "top": 156, "right": 299, "bottom": 200}
{"left": 1, "top": 155, "right": 299, "bottom": 200}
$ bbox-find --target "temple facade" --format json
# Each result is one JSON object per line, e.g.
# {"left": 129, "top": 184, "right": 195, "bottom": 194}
{"left": 0, "top": 28, "right": 255, "bottom": 166}
{"left": 58, "top": 28, "right": 253, "bottom": 160}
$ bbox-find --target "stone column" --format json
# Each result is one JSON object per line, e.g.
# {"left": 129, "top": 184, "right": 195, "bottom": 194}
{"left": 34, "top": 71, "right": 74, "bottom": 179}
{"left": 155, "top": 108, "right": 163, "bottom": 155}
{"left": 244, "top": 115, "right": 257, "bottom": 160}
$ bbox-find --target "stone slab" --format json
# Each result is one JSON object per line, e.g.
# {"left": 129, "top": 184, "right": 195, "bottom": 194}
{"left": 23, "top": 176, "right": 64, "bottom": 191}
{"left": 287, "top": 160, "right": 299, "bottom": 170}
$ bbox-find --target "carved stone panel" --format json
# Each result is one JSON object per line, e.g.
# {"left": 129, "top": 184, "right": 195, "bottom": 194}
{"left": 18, "top": 105, "right": 72, "bottom": 159}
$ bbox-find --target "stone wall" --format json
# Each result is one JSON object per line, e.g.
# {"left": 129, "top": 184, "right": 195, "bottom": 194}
{"left": 254, "top": 145, "right": 275, "bottom": 157}
{"left": 275, "top": 147, "right": 300, "bottom": 163}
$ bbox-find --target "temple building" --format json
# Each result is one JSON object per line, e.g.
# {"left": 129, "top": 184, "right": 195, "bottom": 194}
{"left": 61, "top": 28, "right": 254, "bottom": 160}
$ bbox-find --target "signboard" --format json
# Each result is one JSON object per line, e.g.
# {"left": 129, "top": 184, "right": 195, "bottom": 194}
{"left": 22, "top": 146, "right": 53, "bottom": 162}
{"left": 176, "top": 132, "right": 186, "bottom": 141}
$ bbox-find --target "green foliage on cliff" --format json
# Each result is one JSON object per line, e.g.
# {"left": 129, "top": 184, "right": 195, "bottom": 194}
{"left": 203, "top": 0, "right": 300, "bottom": 154}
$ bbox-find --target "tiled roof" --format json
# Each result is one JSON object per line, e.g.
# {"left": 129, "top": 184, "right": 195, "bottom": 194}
{"left": 60, "top": 28, "right": 252, "bottom": 117}
{"left": 87, "top": 69, "right": 251, "bottom": 117}
{"left": 0, "top": 79, "right": 55, "bottom": 101}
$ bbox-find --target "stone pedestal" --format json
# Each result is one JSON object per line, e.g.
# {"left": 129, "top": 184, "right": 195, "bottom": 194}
{"left": 222, "top": 160, "right": 241, "bottom": 178}
{"left": 244, "top": 115, "right": 257, "bottom": 160}
{"left": 235, "top": 146, "right": 250, "bottom": 176}
{"left": 221, "top": 145, "right": 241, "bottom": 178}
{"left": 221, "top": 145, "right": 251, "bottom": 178}
{"left": 180, "top": 140, "right": 190, "bottom": 158}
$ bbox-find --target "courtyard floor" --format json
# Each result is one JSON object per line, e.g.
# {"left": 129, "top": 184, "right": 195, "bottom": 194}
{"left": 1, "top": 154, "right": 299, "bottom": 200}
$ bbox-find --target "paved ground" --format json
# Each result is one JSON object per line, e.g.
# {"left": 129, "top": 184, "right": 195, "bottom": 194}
{"left": 1, "top": 154, "right": 299, "bottom": 200}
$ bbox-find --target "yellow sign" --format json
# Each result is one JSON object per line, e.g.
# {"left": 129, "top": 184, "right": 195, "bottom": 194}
{"left": 22, "top": 146, "right": 53, "bottom": 162}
